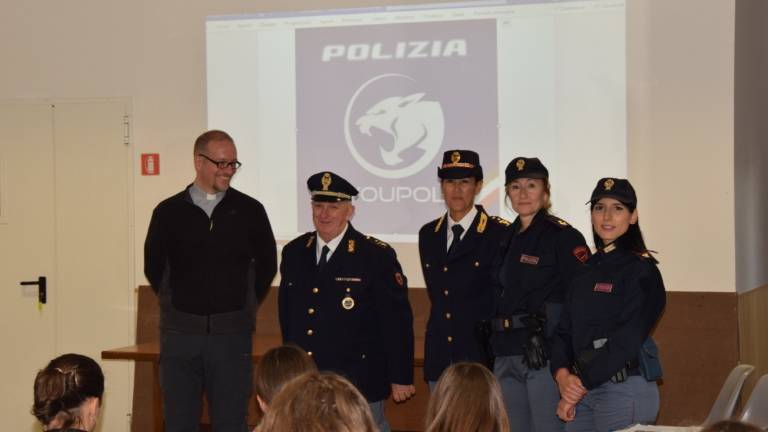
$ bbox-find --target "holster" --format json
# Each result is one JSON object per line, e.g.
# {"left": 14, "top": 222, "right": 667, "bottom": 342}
{"left": 638, "top": 337, "right": 663, "bottom": 381}
{"left": 521, "top": 312, "right": 549, "bottom": 370}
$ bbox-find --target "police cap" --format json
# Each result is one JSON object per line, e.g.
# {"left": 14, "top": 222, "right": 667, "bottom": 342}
{"left": 437, "top": 150, "right": 483, "bottom": 180}
{"left": 588, "top": 177, "right": 637, "bottom": 206}
{"left": 307, "top": 171, "right": 358, "bottom": 202}
{"left": 504, "top": 157, "right": 549, "bottom": 185}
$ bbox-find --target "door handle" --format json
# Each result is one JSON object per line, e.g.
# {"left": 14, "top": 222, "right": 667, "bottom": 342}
{"left": 20, "top": 276, "right": 47, "bottom": 304}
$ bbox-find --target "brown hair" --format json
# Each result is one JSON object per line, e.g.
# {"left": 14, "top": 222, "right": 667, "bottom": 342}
{"left": 32, "top": 353, "right": 104, "bottom": 429}
{"left": 254, "top": 345, "right": 317, "bottom": 405}
{"left": 425, "top": 362, "right": 510, "bottom": 432}
{"left": 701, "top": 421, "right": 762, "bottom": 432}
{"left": 256, "top": 372, "right": 377, "bottom": 432}
{"left": 194, "top": 129, "right": 234, "bottom": 154}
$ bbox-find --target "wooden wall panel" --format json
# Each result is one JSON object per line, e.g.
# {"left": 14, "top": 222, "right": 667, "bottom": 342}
{"left": 129, "top": 287, "right": 739, "bottom": 430}
{"left": 654, "top": 292, "right": 739, "bottom": 425}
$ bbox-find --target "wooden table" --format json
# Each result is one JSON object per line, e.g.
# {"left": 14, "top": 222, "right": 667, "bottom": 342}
{"left": 103, "top": 336, "right": 428, "bottom": 432}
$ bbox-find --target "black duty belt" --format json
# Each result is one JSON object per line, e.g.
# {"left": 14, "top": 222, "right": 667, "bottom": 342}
{"left": 491, "top": 314, "right": 529, "bottom": 332}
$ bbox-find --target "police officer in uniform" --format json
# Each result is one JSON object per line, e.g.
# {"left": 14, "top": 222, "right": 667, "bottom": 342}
{"left": 419, "top": 149, "right": 509, "bottom": 388}
{"left": 278, "top": 172, "right": 415, "bottom": 432}
{"left": 550, "top": 178, "right": 665, "bottom": 431}
{"left": 490, "top": 157, "right": 590, "bottom": 432}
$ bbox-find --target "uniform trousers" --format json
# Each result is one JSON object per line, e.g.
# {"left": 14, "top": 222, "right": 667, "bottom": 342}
{"left": 369, "top": 400, "right": 391, "bottom": 432}
{"left": 494, "top": 355, "right": 564, "bottom": 432}
{"left": 159, "top": 331, "right": 253, "bottom": 432}
{"left": 565, "top": 376, "right": 659, "bottom": 432}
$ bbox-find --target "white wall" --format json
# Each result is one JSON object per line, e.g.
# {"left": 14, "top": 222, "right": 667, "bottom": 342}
{"left": 627, "top": 0, "right": 736, "bottom": 293}
{"left": 734, "top": 0, "right": 768, "bottom": 294}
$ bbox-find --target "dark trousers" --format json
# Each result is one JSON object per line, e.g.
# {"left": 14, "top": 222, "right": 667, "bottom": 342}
{"left": 159, "top": 331, "right": 253, "bottom": 432}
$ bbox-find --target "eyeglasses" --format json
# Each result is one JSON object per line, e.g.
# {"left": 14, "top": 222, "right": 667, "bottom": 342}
{"left": 198, "top": 153, "right": 242, "bottom": 170}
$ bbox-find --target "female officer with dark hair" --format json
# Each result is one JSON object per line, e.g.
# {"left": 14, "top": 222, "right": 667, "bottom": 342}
{"left": 550, "top": 178, "right": 666, "bottom": 431}
{"left": 490, "top": 157, "right": 590, "bottom": 432}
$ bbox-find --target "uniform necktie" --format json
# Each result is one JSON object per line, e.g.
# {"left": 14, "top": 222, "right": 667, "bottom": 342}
{"left": 317, "top": 245, "right": 330, "bottom": 271}
{"left": 448, "top": 224, "right": 464, "bottom": 257}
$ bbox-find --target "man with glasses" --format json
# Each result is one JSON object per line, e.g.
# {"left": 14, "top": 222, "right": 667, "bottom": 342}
{"left": 144, "top": 130, "right": 277, "bottom": 432}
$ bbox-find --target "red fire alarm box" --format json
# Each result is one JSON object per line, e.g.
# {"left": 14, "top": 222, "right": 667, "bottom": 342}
{"left": 141, "top": 153, "right": 160, "bottom": 176}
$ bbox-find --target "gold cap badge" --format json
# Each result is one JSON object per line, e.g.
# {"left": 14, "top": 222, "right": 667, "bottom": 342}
{"left": 604, "top": 178, "right": 615, "bottom": 191}
{"left": 451, "top": 151, "right": 461, "bottom": 163}
{"left": 321, "top": 172, "right": 332, "bottom": 191}
{"left": 516, "top": 159, "right": 525, "bottom": 171}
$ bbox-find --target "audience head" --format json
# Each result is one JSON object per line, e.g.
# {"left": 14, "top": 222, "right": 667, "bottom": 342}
{"left": 425, "top": 362, "right": 510, "bottom": 432}
{"left": 257, "top": 371, "right": 377, "bottom": 432}
{"left": 701, "top": 420, "right": 762, "bottom": 432}
{"left": 254, "top": 344, "right": 317, "bottom": 411}
{"left": 32, "top": 353, "right": 105, "bottom": 431}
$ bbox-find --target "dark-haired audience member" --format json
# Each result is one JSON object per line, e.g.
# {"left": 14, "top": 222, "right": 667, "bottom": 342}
{"left": 425, "top": 362, "right": 510, "bottom": 432}
{"left": 701, "top": 420, "right": 762, "bottom": 432}
{"left": 254, "top": 344, "right": 317, "bottom": 413}
{"left": 256, "top": 371, "right": 377, "bottom": 432}
{"left": 550, "top": 178, "right": 666, "bottom": 431}
{"left": 32, "top": 353, "right": 105, "bottom": 432}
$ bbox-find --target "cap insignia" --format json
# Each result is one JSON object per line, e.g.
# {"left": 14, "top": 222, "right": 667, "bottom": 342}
{"left": 604, "top": 178, "right": 615, "bottom": 191}
{"left": 516, "top": 159, "right": 525, "bottom": 171}
{"left": 321, "top": 172, "right": 332, "bottom": 191}
{"left": 451, "top": 151, "right": 461, "bottom": 163}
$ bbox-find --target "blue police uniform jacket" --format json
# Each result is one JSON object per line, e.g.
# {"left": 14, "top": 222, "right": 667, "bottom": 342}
{"left": 491, "top": 211, "right": 589, "bottom": 356}
{"left": 278, "top": 224, "right": 415, "bottom": 402}
{"left": 418, "top": 205, "right": 508, "bottom": 381}
{"left": 550, "top": 245, "right": 666, "bottom": 389}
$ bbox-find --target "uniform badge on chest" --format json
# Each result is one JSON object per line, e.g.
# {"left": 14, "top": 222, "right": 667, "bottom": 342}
{"left": 520, "top": 254, "right": 540, "bottom": 265}
{"left": 342, "top": 296, "right": 355, "bottom": 310}
{"left": 593, "top": 282, "right": 613, "bottom": 293}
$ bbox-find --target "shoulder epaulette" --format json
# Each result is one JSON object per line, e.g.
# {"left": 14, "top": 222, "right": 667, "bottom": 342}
{"left": 365, "top": 235, "right": 391, "bottom": 249}
{"left": 635, "top": 251, "right": 653, "bottom": 260}
{"left": 546, "top": 215, "right": 570, "bottom": 228}
{"left": 490, "top": 216, "right": 511, "bottom": 226}
{"left": 433, "top": 215, "right": 445, "bottom": 233}
{"left": 304, "top": 232, "right": 315, "bottom": 248}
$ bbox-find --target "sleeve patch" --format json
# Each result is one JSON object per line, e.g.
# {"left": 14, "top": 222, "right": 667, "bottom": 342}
{"left": 573, "top": 246, "right": 590, "bottom": 263}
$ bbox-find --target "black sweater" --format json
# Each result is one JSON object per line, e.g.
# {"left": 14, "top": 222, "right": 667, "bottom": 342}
{"left": 144, "top": 186, "right": 277, "bottom": 332}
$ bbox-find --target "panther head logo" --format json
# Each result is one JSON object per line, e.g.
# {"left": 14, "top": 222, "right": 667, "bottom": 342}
{"left": 345, "top": 74, "right": 445, "bottom": 179}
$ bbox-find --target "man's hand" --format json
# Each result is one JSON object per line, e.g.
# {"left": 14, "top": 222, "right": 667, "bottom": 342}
{"left": 557, "top": 398, "right": 576, "bottom": 422}
{"left": 554, "top": 368, "right": 587, "bottom": 404}
{"left": 391, "top": 383, "right": 416, "bottom": 402}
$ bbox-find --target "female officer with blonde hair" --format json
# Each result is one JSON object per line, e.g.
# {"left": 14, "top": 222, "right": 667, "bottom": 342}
{"left": 490, "top": 157, "right": 590, "bottom": 432}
